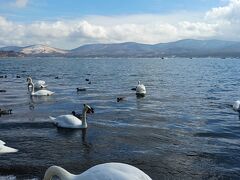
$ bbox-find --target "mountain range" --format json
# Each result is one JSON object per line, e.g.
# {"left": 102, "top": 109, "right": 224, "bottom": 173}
{"left": 1, "top": 39, "right": 240, "bottom": 58}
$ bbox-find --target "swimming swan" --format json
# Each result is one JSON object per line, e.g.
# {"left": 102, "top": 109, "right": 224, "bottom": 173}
{"left": 43, "top": 162, "right": 152, "bottom": 180}
{"left": 49, "top": 104, "right": 94, "bottom": 129}
{"left": 29, "top": 82, "right": 54, "bottom": 96}
{"left": 27, "top": 77, "right": 47, "bottom": 89}
{"left": 233, "top": 100, "right": 240, "bottom": 111}
{"left": 136, "top": 81, "right": 146, "bottom": 96}
{"left": 0, "top": 140, "right": 18, "bottom": 154}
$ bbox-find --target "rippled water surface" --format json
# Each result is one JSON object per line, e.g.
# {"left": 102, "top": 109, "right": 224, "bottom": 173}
{"left": 0, "top": 57, "right": 240, "bottom": 179}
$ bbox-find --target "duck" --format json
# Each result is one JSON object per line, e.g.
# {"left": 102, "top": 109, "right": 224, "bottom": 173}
{"left": 0, "top": 140, "right": 18, "bottom": 154}
{"left": 0, "top": 108, "right": 12, "bottom": 115}
{"left": 233, "top": 100, "right": 240, "bottom": 111}
{"left": 136, "top": 81, "right": 146, "bottom": 96}
{"left": 43, "top": 162, "right": 152, "bottom": 180}
{"left": 72, "top": 111, "right": 82, "bottom": 119}
{"left": 0, "top": 90, "right": 6, "bottom": 93}
{"left": 76, "top": 88, "right": 87, "bottom": 92}
{"left": 117, "top": 97, "right": 126, "bottom": 102}
{"left": 49, "top": 104, "right": 94, "bottom": 129}
{"left": 28, "top": 82, "right": 54, "bottom": 96}
{"left": 27, "top": 76, "right": 47, "bottom": 89}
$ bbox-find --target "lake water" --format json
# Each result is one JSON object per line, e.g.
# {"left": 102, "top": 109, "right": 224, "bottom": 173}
{"left": 0, "top": 57, "right": 240, "bottom": 179}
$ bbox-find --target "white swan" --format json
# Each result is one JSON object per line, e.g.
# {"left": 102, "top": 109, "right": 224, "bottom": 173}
{"left": 136, "top": 81, "right": 146, "bottom": 96}
{"left": 49, "top": 104, "right": 94, "bottom": 129}
{"left": 29, "top": 82, "right": 54, "bottom": 96}
{"left": 0, "top": 140, "right": 18, "bottom": 154}
{"left": 27, "top": 76, "right": 47, "bottom": 89}
{"left": 43, "top": 162, "right": 152, "bottom": 180}
{"left": 233, "top": 100, "right": 240, "bottom": 111}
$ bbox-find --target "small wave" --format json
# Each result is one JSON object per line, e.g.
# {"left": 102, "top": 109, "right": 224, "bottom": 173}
{"left": 0, "top": 176, "right": 16, "bottom": 180}
{"left": 0, "top": 176, "right": 38, "bottom": 180}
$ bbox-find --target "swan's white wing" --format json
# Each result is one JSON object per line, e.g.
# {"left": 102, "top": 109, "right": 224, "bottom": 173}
{"left": 0, "top": 140, "right": 6, "bottom": 145}
{"left": 32, "top": 90, "right": 54, "bottom": 96}
{"left": 0, "top": 141, "right": 18, "bottom": 154}
{"left": 78, "top": 163, "right": 152, "bottom": 180}
{"left": 36, "top": 80, "right": 46, "bottom": 86}
{"left": 233, "top": 100, "right": 240, "bottom": 111}
{"left": 136, "top": 84, "right": 146, "bottom": 94}
{"left": 54, "top": 115, "right": 82, "bottom": 128}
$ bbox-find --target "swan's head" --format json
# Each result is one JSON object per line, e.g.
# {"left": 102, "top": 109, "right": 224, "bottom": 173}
{"left": 138, "top": 81, "right": 140, "bottom": 85}
{"left": 84, "top": 104, "right": 94, "bottom": 114}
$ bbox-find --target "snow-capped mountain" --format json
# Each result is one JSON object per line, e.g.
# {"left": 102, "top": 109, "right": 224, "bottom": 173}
{"left": 20, "top": 45, "right": 67, "bottom": 54}
{"left": 0, "top": 44, "right": 68, "bottom": 55}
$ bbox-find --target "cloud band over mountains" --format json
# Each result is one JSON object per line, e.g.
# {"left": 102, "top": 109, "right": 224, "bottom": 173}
{"left": 0, "top": 0, "right": 240, "bottom": 49}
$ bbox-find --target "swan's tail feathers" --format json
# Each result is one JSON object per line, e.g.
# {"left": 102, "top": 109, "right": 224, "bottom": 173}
{"left": 0, "top": 140, "right": 6, "bottom": 145}
{"left": 0, "top": 146, "right": 18, "bottom": 154}
{"left": 49, "top": 116, "right": 56, "bottom": 121}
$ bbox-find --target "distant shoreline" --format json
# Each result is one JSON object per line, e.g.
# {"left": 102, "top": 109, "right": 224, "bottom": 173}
{"left": 1, "top": 39, "right": 240, "bottom": 59}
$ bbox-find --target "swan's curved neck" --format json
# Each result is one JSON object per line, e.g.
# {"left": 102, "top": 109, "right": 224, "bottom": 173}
{"left": 30, "top": 83, "right": 35, "bottom": 94}
{"left": 43, "top": 166, "right": 76, "bottom": 180}
{"left": 29, "top": 78, "right": 33, "bottom": 83}
{"left": 82, "top": 108, "right": 87, "bottom": 128}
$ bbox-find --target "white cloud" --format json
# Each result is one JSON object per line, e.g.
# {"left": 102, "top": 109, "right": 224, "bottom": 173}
{"left": 1, "top": 0, "right": 240, "bottom": 49}
{"left": 204, "top": 0, "right": 240, "bottom": 39}
{"left": 206, "top": 0, "right": 240, "bottom": 21}
{"left": 11, "top": 0, "right": 29, "bottom": 8}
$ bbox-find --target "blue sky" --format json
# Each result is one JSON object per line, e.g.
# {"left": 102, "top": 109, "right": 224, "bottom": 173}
{"left": 0, "top": 0, "right": 224, "bottom": 21}
{"left": 0, "top": 0, "right": 239, "bottom": 49}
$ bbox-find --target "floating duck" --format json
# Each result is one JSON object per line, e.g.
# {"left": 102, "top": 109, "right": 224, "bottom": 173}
{"left": 117, "top": 97, "right": 126, "bottom": 102}
{"left": 43, "top": 162, "right": 152, "bottom": 180}
{"left": 0, "top": 108, "right": 12, "bottom": 115}
{"left": 72, "top": 111, "right": 83, "bottom": 119}
{"left": 0, "top": 140, "right": 18, "bottom": 154}
{"left": 49, "top": 104, "right": 94, "bottom": 129}
{"left": 76, "top": 88, "right": 87, "bottom": 92}
{"left": 0, "top": 90, "right": 6, "bottom": 93}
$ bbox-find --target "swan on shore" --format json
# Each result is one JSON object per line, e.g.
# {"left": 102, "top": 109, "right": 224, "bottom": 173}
{"left": 136, "top": 81, "right": 146, "bottom": 96}
{"left": 29, "top": 82, "right": 54, "bottom": 96}
{"left": 0, "top": 140, "right": 18, "bottom": 154}
{"left": 233, "top": 100, "right": 240, "bottom": 111}
{"left": 43, "top": 162, "right": 152, "bottom": 180}
{"left": 27, "top": 76, "right": 47, "bottom": 89}
{"left": 49, "top": 104, "right": 94, "bottom": 129}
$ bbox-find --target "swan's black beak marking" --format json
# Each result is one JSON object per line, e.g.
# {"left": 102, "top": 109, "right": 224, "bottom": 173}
{"left": 87, "top": 107, "right": 94, "bottom": 114}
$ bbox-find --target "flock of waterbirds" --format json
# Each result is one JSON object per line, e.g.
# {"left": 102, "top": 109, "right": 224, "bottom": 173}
{"left": 0, "top": 75, "right": 151, "bottom": 180}
{"left": 2, "top": 74, "right": 239, "bottom": 179}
